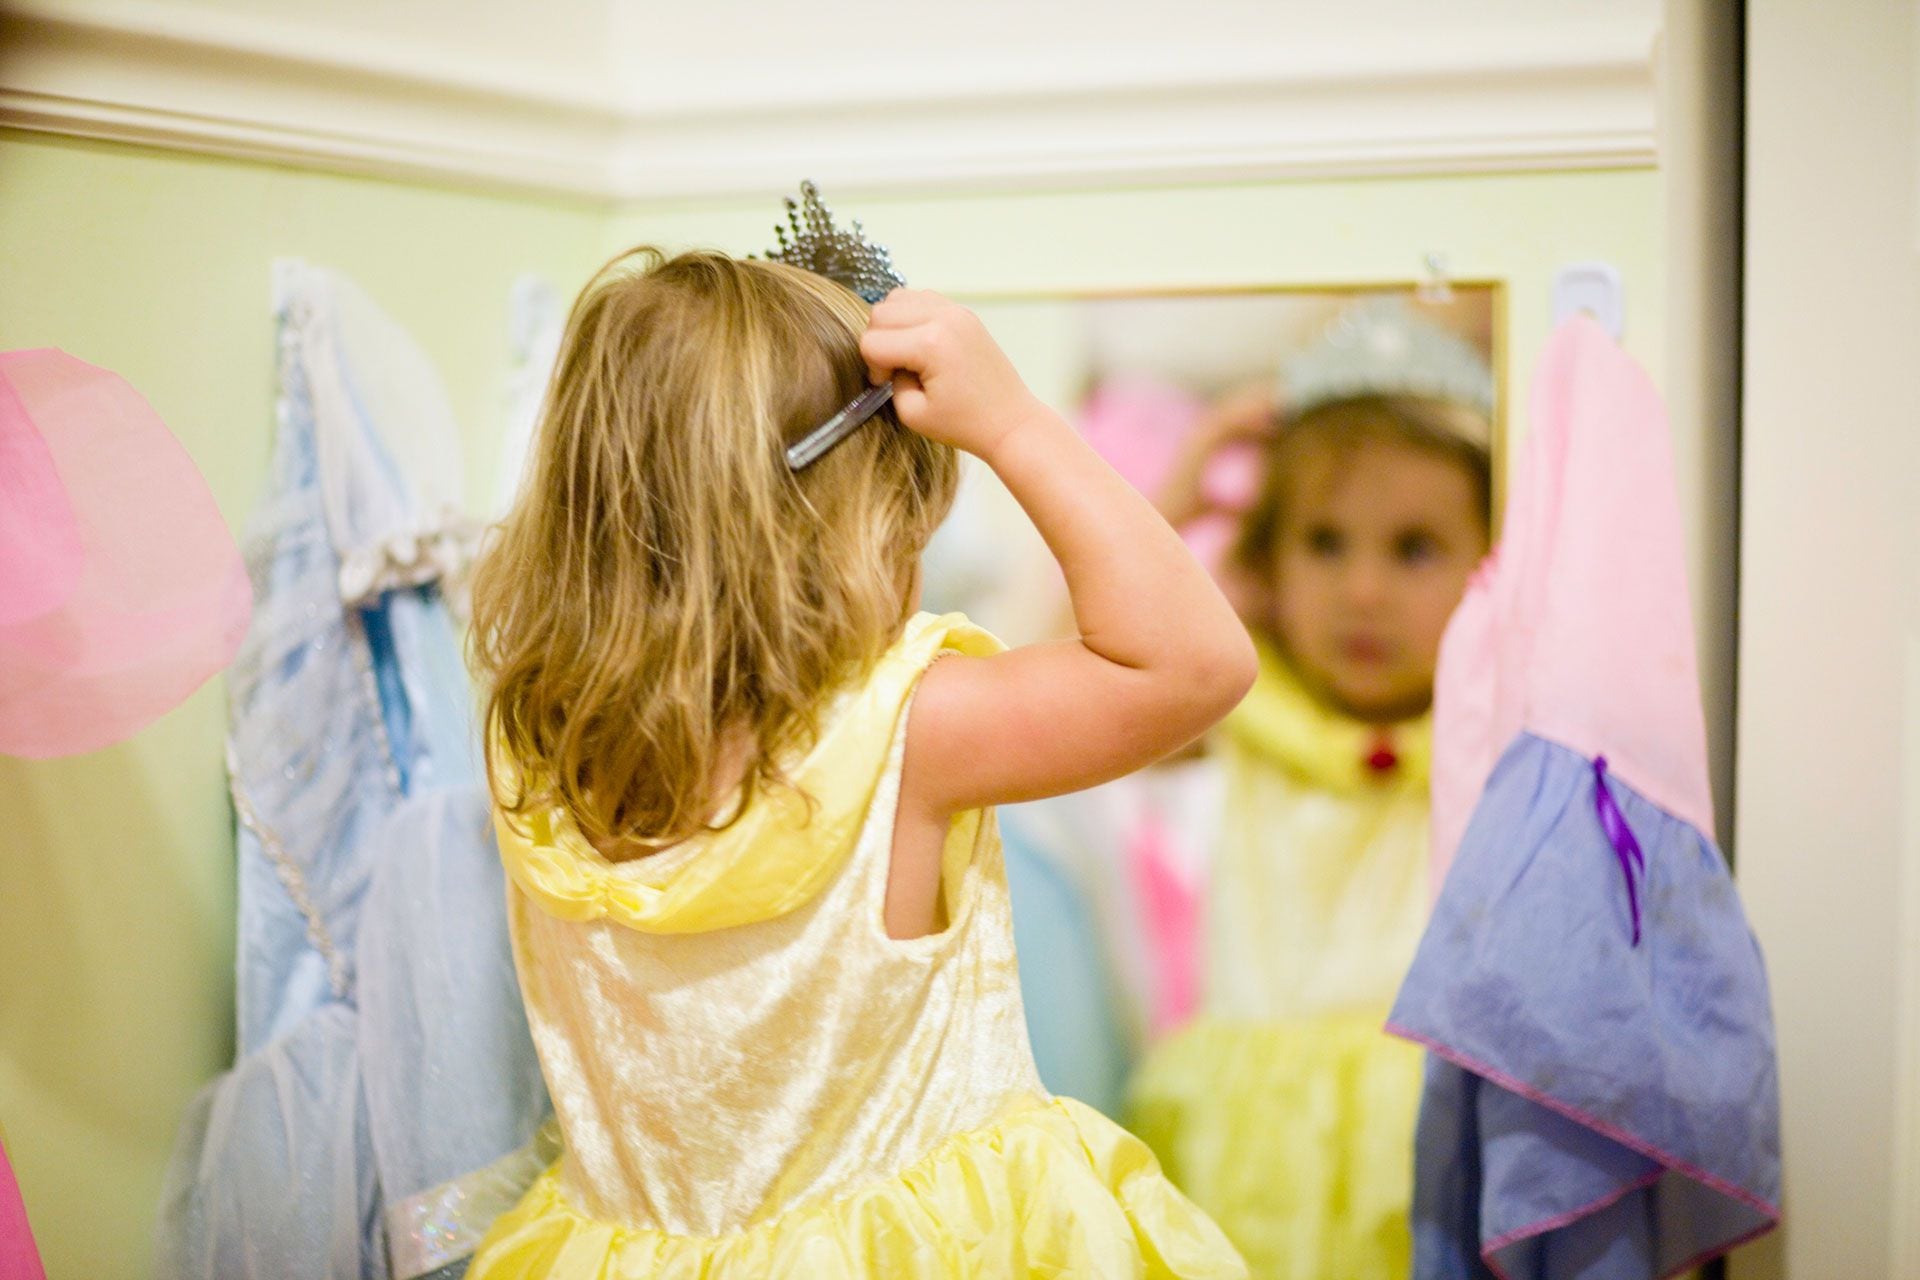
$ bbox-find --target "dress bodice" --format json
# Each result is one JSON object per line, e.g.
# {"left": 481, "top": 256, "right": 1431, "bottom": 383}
{"left": 1203, "top": 639, "right": 1431, "bottom": 1021}
{"left": 495, "top": 614, "right": 1039, "bottom": 1234}
{"left": 475, "top": 613, "right": 1247, "bottom": 1278}
{"left": 506, "top": 694, "right": 1036, "bottom": 1235}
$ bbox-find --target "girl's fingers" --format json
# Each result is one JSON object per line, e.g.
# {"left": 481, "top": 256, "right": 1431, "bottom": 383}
{"left": 890, "top": 371, "right": 928, "bottom": 423}
{"left": 1220, "top": 388, "right": 1278, "bottom": 425}
{"left": 859, "top": 322, "right": 936, "bottom": 378}
{"left": 1216, "top": 413, "right": 1278, "bottom": 441}
{"left": 1198, "top": 395, "right": 1279, "bottom": 446}
{"left": 870, "top": 289, "right": 944, "bottom": 328}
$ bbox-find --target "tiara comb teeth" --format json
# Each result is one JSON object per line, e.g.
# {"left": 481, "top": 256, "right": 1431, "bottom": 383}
{"left": 764, "top": 181, "right": 905, "bottom": 305}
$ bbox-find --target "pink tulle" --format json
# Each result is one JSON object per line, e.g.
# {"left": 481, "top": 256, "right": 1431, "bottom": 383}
{"left": 1429, "top": 318, "right": 1713, "bottom": 896}
{"left": 0, "top": 349, "right": 252, "bottom": 758}
{"left": 1130, "top": 811, "right": 1201, "bottom": 1035}
{"left": 0, "top": 371, "right": 83, "bottom": 627}
{"left": 0, "top": 1139, "right": 46, "bottom": 1280}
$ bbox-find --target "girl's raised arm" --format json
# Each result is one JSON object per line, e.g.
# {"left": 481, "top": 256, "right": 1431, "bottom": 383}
{"left": 860, "top": 290, "right": 1258, "bottom": 815}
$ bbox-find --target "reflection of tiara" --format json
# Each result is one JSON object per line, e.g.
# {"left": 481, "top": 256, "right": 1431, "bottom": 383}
{"left": 761, "top": 181, "right": 907, "bottom": 470}
{"left": 1282, "top": 296, "right": 1495, "bottom": 439}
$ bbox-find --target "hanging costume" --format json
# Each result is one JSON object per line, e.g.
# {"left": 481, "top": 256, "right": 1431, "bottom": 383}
{"left": 1387, "top": 317, "right": 1780, "bottom": 1278}
{"left": 999, "top": 809, "right": 1138, "bottom": 1116}
{"left": 471, "top": 613, "right": 1246, "bottom": 1279}
{"left": 155, "top": 263, "right": 548, "bottom": 1280}
{"left": 1128, "top": 640, "right": 1429, "bottom": 1279}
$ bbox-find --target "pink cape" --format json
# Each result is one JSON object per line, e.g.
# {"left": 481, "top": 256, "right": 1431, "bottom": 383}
{"left": 1428, "top": 315, "right": 1714, "bottom": 895}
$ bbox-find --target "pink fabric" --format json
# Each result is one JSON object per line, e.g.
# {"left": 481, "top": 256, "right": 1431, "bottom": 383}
{"left": 1077, "top": 376, "right": 1205, "bottom": 497}
{"left": 1429, "top": 318, "right": 1714, "bottom": 895}
{"left": 0, "top": 349, "right": 252, "bottom": 758}
{"left": 1129, "top": 811, "right": 1200, "bottom": 1035}
{"left": 1077, "top": 377, "right": 1259, "bottom": 577}
{"left": 1198, "top": 439, "right": 1263, "bottom": 512}
{"left": 0, "top": 1141, "right": 47, "bottom": 1280}
{"left": 0, "top": 372, "right": 84, "bottom": 627}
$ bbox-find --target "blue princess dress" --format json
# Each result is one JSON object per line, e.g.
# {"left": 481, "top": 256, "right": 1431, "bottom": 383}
{"left": 154, "top": 263, "right": 548, "bottom": 1280}
{"left": 1387, "top": 318, "right": 1780, "bottom": 1279}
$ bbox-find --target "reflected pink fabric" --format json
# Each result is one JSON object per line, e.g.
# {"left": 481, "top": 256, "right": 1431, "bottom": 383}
{"left": 0, "top": 349, "right": 251, "bottom": 758}
{"left": 1129, "top": 810, "right": 1200, "bottom": 1035}
{"left": 1429, "top": 317, "right": 1714, "bottom": 895}
{"left": 1077, "top": 376, "right": 1258, "bottom": 576}
{"left": 0, "top": 1139, "right": 46, "bottom": 1280}
{"left": 1077, "top": 375, "right": 1202, "bottom": 496}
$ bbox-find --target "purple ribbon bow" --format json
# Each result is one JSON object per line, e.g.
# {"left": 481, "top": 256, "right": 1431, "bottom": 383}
{"left": 1592, "top": 756, "right": 1646, "bottom": 947}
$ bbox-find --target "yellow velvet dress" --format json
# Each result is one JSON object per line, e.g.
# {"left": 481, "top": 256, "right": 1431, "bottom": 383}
{"left": 1127, "top": 640, "right": 1429, "bottom": 1280}
{"left": 470, "top": 612, "right": 1247, "bottom": 1278}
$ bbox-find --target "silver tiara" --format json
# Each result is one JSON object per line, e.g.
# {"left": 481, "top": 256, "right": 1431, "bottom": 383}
{"left": 1282, "top": 296, "right": 1495, "bottom": 442}
{"left": 764, "top": 180, "right": 905, "bottom": 305}
{"left": 762, "top": 181, "right": 905, "bottom": 469}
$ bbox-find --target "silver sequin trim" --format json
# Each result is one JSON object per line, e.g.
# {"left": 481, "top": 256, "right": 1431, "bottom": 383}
{"left": 386, "top": 1121, "right": 563, "bottom": 1278}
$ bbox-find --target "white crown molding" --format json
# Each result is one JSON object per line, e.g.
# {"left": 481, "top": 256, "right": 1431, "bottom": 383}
{"left": 0, "top": 4, "right": 628, "bottom": 199}
{"left": 0, "top": 3, "right": 1659, "bottom": 203}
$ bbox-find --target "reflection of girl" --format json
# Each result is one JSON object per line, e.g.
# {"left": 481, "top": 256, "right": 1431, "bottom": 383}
{"left": 1133, "top": 305, "right": 1493, "bottom": 1279}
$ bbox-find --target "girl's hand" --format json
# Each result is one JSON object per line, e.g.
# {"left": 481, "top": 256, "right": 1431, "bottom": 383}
{"left": 859, "top": 290, "right": 1045, "bottom": 459}
{"left": 1155, "top": 383, "right": 1280, "bottom": 527}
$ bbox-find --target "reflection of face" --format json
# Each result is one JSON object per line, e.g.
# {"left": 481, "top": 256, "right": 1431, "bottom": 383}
{"left": 1271, "top": 436, "right": 1488, "bottom": 724}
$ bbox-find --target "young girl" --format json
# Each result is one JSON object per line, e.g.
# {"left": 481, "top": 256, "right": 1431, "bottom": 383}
{"left": 463, "top": 246, "right": 1256, "bottom": 1278}
{"left": 1132, "top": 370, "right": 1492, "bottom": 1279}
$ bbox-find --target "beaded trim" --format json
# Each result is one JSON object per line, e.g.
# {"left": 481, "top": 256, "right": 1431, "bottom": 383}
{"left": 226, "top": 742, "right": 351, "bottom": 999}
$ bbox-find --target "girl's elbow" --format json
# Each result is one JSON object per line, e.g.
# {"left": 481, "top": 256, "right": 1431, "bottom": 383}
{"left": 1207, "top": 628, "right": 1260, "bottom": 710}
{"left": 1176, "top": 630, "right": 1258, "bottom": 727}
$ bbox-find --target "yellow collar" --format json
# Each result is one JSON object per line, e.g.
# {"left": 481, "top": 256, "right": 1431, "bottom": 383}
{"left": 491, "top": 612, "right": 1003, "bottom": 933}
{"left": 1221, "top": 635, "right": 1431, "bottom": 794}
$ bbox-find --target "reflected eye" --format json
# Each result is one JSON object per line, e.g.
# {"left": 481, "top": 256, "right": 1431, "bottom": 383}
{"left": 1395, "top": 531, "right": 1441, "bottom": 565}
{"left": 1305, "top": 525, "right": 1345, "bottom": 558}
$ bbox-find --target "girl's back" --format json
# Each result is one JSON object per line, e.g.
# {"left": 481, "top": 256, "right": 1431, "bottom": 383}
{"left": 488, "top": 616, "right": 1054, "bottom": 1252}
{"left": 467, "top": 236, "right": 1257, "bottom": 1277}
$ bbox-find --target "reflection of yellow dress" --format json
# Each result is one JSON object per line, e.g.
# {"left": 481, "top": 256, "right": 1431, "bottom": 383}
{"left": 1128, "top": 640, "right": 1428, "bottom": 1280}
{"left": 471, "top": 612, "right": 1247, "bottom": 1279}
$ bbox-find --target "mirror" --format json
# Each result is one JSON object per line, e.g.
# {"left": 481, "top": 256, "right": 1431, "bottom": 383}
{"left": 922, "top": 282, "right": 1502, "bottom": 1277}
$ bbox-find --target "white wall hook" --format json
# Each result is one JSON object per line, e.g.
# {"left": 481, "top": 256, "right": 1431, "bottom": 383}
{"left": 1552, "top": 261, "right": 1625, "bottom": 340}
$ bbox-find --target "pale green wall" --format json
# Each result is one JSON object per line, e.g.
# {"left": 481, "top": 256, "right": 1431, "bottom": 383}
{"left": 0, "top": 129, "right": 606, "bottom": 1278}
{"left": 0, "top": 129, "right": 1663, "bottom": 1278}
{"left": 605, "top": 170, "right": 1667, "bottom": 439}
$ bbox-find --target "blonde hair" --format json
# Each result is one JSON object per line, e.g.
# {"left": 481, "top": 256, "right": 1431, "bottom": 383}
{"left": 1233, "top": 392, "right": 1491, "bottom": 579}
{"left": 470, "top": 247, "right": 958, "bottom": 854}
